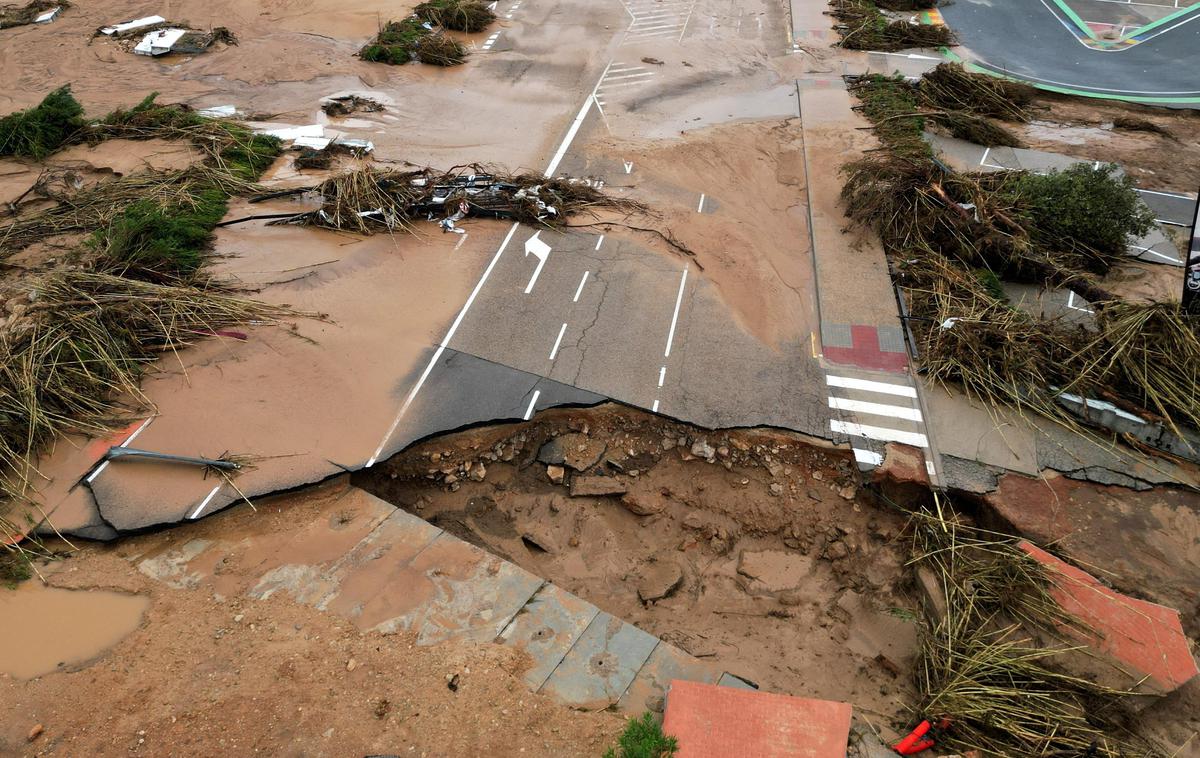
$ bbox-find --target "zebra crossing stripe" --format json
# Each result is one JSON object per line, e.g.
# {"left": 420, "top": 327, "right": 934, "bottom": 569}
{"left": 828, "top": 397, "right": 922, "bottom": 422}
{"left": 830, "top": 420, "right": 928, "bottom": 448}
{"left": 825, "top": 375, "right": 916, "bottom": 397}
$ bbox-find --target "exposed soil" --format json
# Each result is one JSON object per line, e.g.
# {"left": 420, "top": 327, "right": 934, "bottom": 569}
{"left": 1021, "top": 94, "right": 1200, "bottom": 192}
{"left": 0, "top": 486, "right": 625, "bottom": 756}
{"left": 355, "top": 404, "right": 922, "bottom": 736}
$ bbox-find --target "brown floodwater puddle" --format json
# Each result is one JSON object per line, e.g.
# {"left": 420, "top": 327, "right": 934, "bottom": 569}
{"left": 0, "top": 582, "right": 149, "bottom": 679}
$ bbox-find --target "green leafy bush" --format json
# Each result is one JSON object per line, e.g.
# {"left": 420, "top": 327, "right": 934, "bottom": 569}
{"left": 604, "top": 713, "right": 678, "bottom": 758}
{"left": 1010, "top": 163, "right": 1156, "bottom": 260}
{"left": 0, "top": 86, "right": 85, "bottom": 159}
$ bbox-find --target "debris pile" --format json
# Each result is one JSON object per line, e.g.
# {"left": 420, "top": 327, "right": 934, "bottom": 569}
{"left": 93, "top": 15, "right": 237, "bottom": 57}
{"left": 907, "top": 502, "right": 1161, "bottom": 756}
{"left": 0, "top": 0, "right": 66, "bottom": 29}
{"left": 320, "top": 95, "right": 385, "bottom": 117}
{"left": 840, "top": 66, "right": 1197, "bottom": 445}
{"left": 256, "top": 166, "right": 646, "bottom": 233}
{"left": 415, "top": 0, "right": 497, "bottom": 32}
{"left": 360, "top": 17, "right": 468, "bottom": 66}
{"left": 828, "top": 0, "right": 953, "bottom": 51}
{"left": 0, "top": 92, "right": 301, "bottom": 523}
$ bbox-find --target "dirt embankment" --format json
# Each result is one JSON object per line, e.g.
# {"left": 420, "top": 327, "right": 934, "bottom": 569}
{"left": 355, "top": 404, "right": 921, "bottom": 729}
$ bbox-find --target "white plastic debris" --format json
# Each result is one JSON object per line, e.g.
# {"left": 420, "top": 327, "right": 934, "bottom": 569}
{"left": 334, "top": 137, "right": 375, "bottom": 154}
{"left": 34, "top": 7, "right": 61, "bottom": 23}
{"left": 939, "top": 317, "right": 959, "bottom": 330}
{"left": 197, "top": 105, "right": 238, "bottom": 118}
{"left": 293, "top": 135, "right": 333, "bottom": 150}
{"left": 100, "top": 15, "right": 166, "bottom": 35}
{"left": 134, "top": 27, "right": 187, "bottom": 56}
{"left": 256, "top": 124, "right": 325, "bottom": 140}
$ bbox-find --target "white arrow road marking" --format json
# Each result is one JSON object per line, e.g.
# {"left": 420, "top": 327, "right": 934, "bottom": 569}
{"left": 488, "top": 0, "right": 498, "bottom": 9}
{"left": 623, "top": 160, "right": 634, "bottom": 174}
{"left": 523, "top": 231, "right": 552, "bottom": 293}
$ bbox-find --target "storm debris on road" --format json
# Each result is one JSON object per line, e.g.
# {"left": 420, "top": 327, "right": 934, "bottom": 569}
{"left": 828, "top": 0, "right": 953, "bottom": 51}
{"left": 841, "top": 68, "right": 1199, "bottom": 451}
{"left": 415, "top": 0, "right": 496, "bottom": 33}
{"left": 257, "top": 166, "right": 647, "bottom": 234}
{"left": 360, "top": 17, "right": 468, "bottom": 66}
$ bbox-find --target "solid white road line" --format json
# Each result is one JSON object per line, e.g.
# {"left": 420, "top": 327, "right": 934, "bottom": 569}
{"left": 1136, "top": 188, "right": 1196, "bottom": 199}
{"left": 853, "top": 448, "right": 884, "bottom": 466}
{"left": 604, "top": 71, "right": 655, "bottom": 81}
{"left": 573, "top": 271, "right": 590, "bottom": 302}
{"left": 524, "top": 390, "right": 541, "bottom": 420}
{"left": 188, "top": 485, "right": 222, "bottom": 520}
{"left": 652, "top": 399, "right": 660, "bottom": 412}
{"left": 696, "top": 193, "right": 705, "bottom": 213}
{"left": 831, "top": 420, "right": 928, "bottom": 448}
{"left": 829, "top": 397, "right": 923, "bottom": 422}
{"left": 594, "top": 234, "right": 605, "bottom": 250}
{"left": 664, "top": 265, "right": 688, "bottom": 358}
{"left": 549, "top": 323, "right": 568, "bottom": 360}
{"left": 367, "top": 222, "right": 521, "bottom": 466}
{"left": 544, "top": 71, "right": 605, "bottom": 177}
{"left": 825, "top": 375, "right": 917, "bottom": 397}
{"left": 85, "top": 416, "right": 155, "bottom": 483}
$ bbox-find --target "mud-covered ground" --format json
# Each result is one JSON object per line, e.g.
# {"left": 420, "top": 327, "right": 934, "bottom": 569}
{"left": 356, "top": 405, "right": 921, "bottom": 729}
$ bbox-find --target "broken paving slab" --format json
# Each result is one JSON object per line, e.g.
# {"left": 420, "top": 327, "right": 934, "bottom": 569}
{"left": 539, "top": 612, "right": 658, "bottom": 709}
{"left": 663, "top": 679, "right": 852, "bottom": 758}
{"left": 617, "top": 642, "right": 721, "bottom": 714}
{"left": 497, "top": 582, "right": 600, "bottom": 690}
{"left": 99, "top": 15, "right": 166, "bottom": 36}
{"left": 1020, "top": 541, "right": 1199, "bottom": 697}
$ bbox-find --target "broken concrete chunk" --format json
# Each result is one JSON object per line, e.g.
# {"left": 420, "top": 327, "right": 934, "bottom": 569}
{"left": 99, "top": 15, "right": 166, "bottom": 35}
{"left": 538, "top": 433, "right": 605, "bottom": 472}
{"left": 134, "top": 28, "right": 187, "bottom": 56}
{"left": 690, "top": 439, "right": 715, "bottom": 461}
{"left": 546, "top": 464, "right": 565, "bottom": 485}
{"left": 521, "top": 528, "right": 557, "bottom": 554}
{"left": 468, "top": 461, "right": 487, "bottom": 482}
{"left": 569, "top": 475, "right": 627, "bottom": 497}
{"left": 638, "top": 561, "right": 683, "bottom": 602}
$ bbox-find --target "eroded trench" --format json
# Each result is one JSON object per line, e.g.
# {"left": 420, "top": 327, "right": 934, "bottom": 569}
{"left": 353, "top": 403, "right": 926, "bottom": 723}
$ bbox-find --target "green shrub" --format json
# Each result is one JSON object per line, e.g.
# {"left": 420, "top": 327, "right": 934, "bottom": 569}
{"left": 415, "top": 0, "right": 496, "bottom": 32}
{"left": 0, "top": 549, "right": 32, "bottom": 587}
{"left": 973, "top": 268, "right": 1006, "bottom": 301}
{"left": 0, "top": 86, "right": 85, "bottom": 159}
{"left": 93, "top": 188, "right": 229, "bottom": 282}
{"left": 603, "top": 713, "right": 678, "bottom": 758}
{"left": 1009, "top": 163, "right": 1156, "bottom": 260}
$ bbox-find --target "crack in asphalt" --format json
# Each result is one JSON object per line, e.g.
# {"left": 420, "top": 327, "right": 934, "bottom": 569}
{"left": 569, "top": 270, "right": 610, "bottom": 387}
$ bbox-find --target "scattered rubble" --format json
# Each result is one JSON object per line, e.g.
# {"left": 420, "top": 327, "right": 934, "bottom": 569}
{"left": 0, "top": 0, "right": 67, "bottom": 29}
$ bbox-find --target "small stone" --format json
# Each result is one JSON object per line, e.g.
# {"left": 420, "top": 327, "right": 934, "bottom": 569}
{"left": 568, "top": 535, "right": 580, "bottom": 548}
{"left": 646, "top": 695, "right": 666, "bottom": 713}
{"left": 638, "top": 561, "right": 684, "bottom": 602}
{"left": 825, "top": 541, "right": 849, "bottom": 560}
{"left": 444, "top": 473, "right": 459, "bottom": 485}
{"left": 661, "top": 437, "right": 676, "bottom": 450}
{"left": 346, "top": 658, "right": 357, "bottom": 671}
{"left": 682, "top": 513, "right": 704, "bottom": 530}
{"left": 769, "top": 483, "right": 783, "bottom": 497}
{"left": 469, "top": 461, "right": 487, "bottom": 482}
{"left": 431, "top": 452, "right": 442, "bottom": 463}
{"left": 779, "top": 591, "right": 804, "bottom": 607}
{"left": 690, "top": 439, "right": 716, "bottom": 460}
{"left": 620, "top": 493, "right": 664, "bottom": 516}
{"left": 28, "top": 724, "right": 43, "bottom": 742}
{"left": 838, "top": 485, "right": 857, "bottom": 501}
{"left": 717, "top": 446, "right": 729, "bottom": 458}
{"left": 233, "top": 614, "right": 244, "bottom": 623}
{"left": 807, "top": 489, "right": 822, "bottom": 501}
{"left": 547, "top": 465, "right": 565, "bottom": 485}
{"left": 812, "top": 470, "right": 824, "bottom": 481}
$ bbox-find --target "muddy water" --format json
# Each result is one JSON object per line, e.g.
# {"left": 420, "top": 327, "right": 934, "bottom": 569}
{"left": 0, "top": 583, "right": 148, "bottom": 679}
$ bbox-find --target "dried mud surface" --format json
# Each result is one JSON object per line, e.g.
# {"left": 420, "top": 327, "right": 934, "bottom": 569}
{"left": 1021, "top": 94, "right": 1200, "bottom": 192}
{"left": 356, "top": 404, "right": 921, "bottom": 733}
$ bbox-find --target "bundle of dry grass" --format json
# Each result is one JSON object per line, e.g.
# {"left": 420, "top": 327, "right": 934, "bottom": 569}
{"left": 0, "top": 271, "right": 306, "bottom": 500}
{"left": 908, "top": 502, "right": 1154, "bottom": 757}
{"left": 415, "top": 0, "right": 496, "bottom": 32}
{"left": 360, "top": 18, "right": 467, "bottom": 66}
{"left": 0, "top": 0, "right": 66, "bottom": 29}
{"left": 830, "top": 0, "right": 954, "bottom": 51}
{"left": 918, "top": 63, "right": 1035, "bottom": 121}
{"left": 321, "top": 95, "right": 385, "bottom": 117}
{"left": 931, "top": 110, "right": 1024, "bottom": 148}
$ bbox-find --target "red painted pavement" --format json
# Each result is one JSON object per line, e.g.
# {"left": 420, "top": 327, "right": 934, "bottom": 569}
{"left": 823, "top": 325, "right": 907, "bottom": 373}
{"left": 662, "top": 680, "right": 852, "bottom": 758}
{"left": 1021, "top": 542, "right": 1199, "bottom": 693}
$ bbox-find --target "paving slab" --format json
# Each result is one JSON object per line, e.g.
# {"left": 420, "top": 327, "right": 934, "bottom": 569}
{"left": 618, "top": 642, "right": 721, "bottom": 714}
{"left": 497, "top": 582, "right": 600, "bottom": 691}
{"left": 1020, "top": 542, "right": 1199, "bottom": 696}
{"left": 663, "top": 679, "right": 852, "bottom": 758}
{"left": 539, "top": 611, "right": 659, "bottom": 710}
